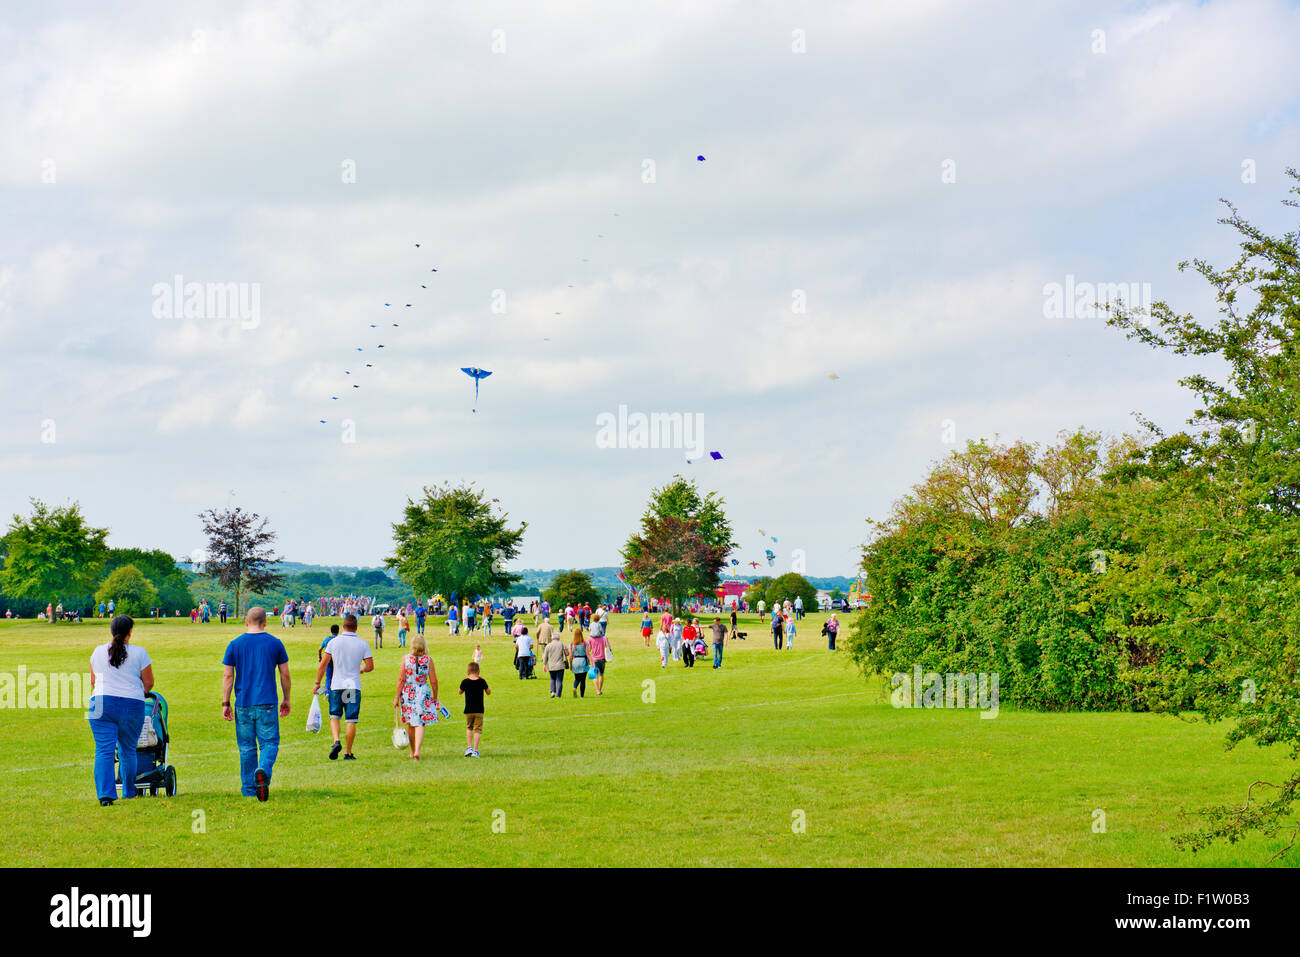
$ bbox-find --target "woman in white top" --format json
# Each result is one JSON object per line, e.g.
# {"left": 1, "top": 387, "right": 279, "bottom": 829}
{"left": 88, "top": 615, "right": 155, "bottom": 805}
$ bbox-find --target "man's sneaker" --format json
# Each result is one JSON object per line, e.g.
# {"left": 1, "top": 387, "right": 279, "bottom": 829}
{"left": 469, "top": 749, "right": 481, "bottom": 758}
{"left": 329, "top": 741, "right": 342, "bottom": 760}
{"left": 255, "top": 769, "right": 269, "bottom": 802}
{"left": 343, "top": 753, "right": 356, "bottom": 760}
{"left": 465, "top": 747, "right": 473, "bottom": 757}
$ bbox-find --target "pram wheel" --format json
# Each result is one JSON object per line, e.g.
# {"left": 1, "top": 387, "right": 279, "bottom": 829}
{"left": 164, "top": 766, "right": 177, "bottom": 797}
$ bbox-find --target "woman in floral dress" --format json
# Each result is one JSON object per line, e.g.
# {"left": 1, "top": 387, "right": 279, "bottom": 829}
{"left": 393, "top": 632, "right": 439, "bottom": 759}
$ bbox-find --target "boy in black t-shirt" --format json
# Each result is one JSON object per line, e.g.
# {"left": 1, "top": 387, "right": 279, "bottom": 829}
{"left": 458, "top": 662, "right": 491, "bottom": 758}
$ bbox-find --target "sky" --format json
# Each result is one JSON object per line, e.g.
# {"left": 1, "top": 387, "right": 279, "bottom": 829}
{"left": 3, "top": 0, "right": 1300, "bottom": 576}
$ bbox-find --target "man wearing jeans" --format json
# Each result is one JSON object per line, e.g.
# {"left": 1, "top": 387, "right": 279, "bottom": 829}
{"left": 221, "top": 606, "right": 290, "bottom": 802}
{"left": 710, "top": 617, "right": 727, "bottom": 669}
{"left": 314, "top": 614, "right": 373, "bottom": 760}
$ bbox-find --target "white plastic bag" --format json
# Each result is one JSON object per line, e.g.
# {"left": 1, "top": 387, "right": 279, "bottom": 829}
{"left": 137, "top": 714, "right": 158, "bottom": 748}
{"left": 306, "top": 694, "right": 323, "bottom": 734}
{"left": 392, "top": 709, "right": 409, "bottom": 749}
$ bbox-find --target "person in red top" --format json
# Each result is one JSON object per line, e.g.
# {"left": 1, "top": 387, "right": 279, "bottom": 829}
{"left": 681, "top": 621, "right": 698, "bottom": 668}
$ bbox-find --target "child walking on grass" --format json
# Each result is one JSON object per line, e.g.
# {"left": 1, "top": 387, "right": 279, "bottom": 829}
{"left": 458, "top": 661, "right": 490, "bottom": 758}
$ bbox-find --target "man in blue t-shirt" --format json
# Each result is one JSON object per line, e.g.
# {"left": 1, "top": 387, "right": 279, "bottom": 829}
{"left": 502, "top": 601, "right": 516, "bottom": 633}
{"left": 221, "top": 606, "right": 290, "bottom": 801}
{"left": 415, "top": 603, "right": 426, "bottom": 635}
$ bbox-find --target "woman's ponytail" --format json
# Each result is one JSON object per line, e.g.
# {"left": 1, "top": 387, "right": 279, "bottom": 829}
{"left": 108, "top": 615, "right": 133, "bottom": 668}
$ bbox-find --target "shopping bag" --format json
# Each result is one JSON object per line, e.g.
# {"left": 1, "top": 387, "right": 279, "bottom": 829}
{"left": 306, "top": 694, "right": 322, "bottom": 734}
{"left": 392, "top": 709, "right": 409, "bottom": 749}
{"left": 137, "top": 714, "right": 158, "bottom": 748}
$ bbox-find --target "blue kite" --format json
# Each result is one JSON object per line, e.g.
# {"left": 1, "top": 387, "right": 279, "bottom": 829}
{"left": 461, "top": 367, "right": 493, "bottom": 412}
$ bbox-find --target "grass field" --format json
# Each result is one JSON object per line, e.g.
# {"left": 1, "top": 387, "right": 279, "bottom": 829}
{"left": 1, "top": 612, "right": 1295, "bottom": 867}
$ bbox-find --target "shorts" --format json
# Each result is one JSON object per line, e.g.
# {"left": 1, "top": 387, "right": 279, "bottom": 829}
{"left": 465, "top": 713, "right": 484, "bottom": 732}
{"left": 328, "top": 688, "right": 362, "bottom": 723}
{"left": 592, "top": 659, "right": 606, "bottom": 675}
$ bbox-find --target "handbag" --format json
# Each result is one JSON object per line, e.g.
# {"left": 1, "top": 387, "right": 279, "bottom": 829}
{"left": 392, "top": 708, "right": 409, "bottom": 749}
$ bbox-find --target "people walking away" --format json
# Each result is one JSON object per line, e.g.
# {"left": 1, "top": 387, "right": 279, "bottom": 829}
{"left": 313, "top": 613, "right": 373, "bottom": 760}
{"left": 459, "top": 662, "right": 490, "bottom": 757}
{"left": 88, "top": 615, "right": 155, "bottom": 805}
{"left": 394, "top": 632, "right": 439, "bottom": 759}
{"left": 221, "top": 607, "right": 290, "bottom": 801}
{"left": 514, "top": 626, "right": 534, "bottom": 679}
{"left": 543, "top": 631, "right": 569, "bottom": 698}
{"left": 587, "top": 622, "right": 611, "bottom": 695}
{"left": 570, "top": 628, "right": 589, "bottom": 698}
{"left": 372, "top": 610, "right": 385, "bottom": 649}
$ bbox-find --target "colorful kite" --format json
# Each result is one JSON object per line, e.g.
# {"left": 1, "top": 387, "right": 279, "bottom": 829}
{"left": 765, "top": 549, "right": 776, "bottom": 566}
{"left": 709, "top": 451, "right": 722, "bottom": 460}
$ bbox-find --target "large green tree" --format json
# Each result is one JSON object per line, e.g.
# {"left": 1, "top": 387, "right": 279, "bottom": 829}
{"left": 1100, "top": 170, "right": 1300, "bottom": 856}
{"left": 622, "top": 476, "right": 734, "bottom": 612}
{"left": 0, "top": 500, "right": 108, "bottom": 611}
{"left": 386, "top": 484, "right": 525, "bottom": 602}
{"left": 102, "top": 547, "right": 193, "bottom": 613}
{"left": 545, "top": 570, "right": 601, "bottom": 610}
{"left": 95, "top": 565, "right": 159, "bottom": 618}
{"left": 624, "top": 515, "right": 729, "bottom": 615}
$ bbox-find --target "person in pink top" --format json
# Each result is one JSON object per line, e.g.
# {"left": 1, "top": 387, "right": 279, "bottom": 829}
{"left": 659, "top": 609, "right": 673, "bottom": 634}
{"left": 588, "top": 613, "right": 612, "bottom": 695}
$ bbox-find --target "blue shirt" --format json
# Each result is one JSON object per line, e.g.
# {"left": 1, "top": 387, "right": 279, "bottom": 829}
{"left": 318, "top": 635, "right": 335, "bottom": 691}
{"left": 222, "top": 632, "right": 289, "bottom": 707}
{"left": 415, "top": 606, "right": 425, "bottom": 619}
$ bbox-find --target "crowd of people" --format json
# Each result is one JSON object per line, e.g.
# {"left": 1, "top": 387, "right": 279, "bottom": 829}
{"left": 82, "top": 595, "right": 842, "bottom": 804}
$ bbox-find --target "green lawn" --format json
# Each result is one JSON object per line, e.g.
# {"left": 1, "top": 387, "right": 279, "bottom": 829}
{"left": 0, "top": 613, "right": 1294, "bottom": 867}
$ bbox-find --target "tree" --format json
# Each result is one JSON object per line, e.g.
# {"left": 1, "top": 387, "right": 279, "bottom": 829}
{"left": 102, "top": 547, "right": 193, "bottom": 613}
{"left": 829, "top": 587, "right": 844, "bottom": 601}
{"left": 623, "top": 515, "right": 729, "bottom": 615}
{"left": 386, "top": 484, "right": 525, "bottom": 602}
{"left": 544, "top": 570, "right": 601, "bottom": 610}
{"left": 623, "top": 476, "right": 734, "bottom": 612}
{"left": 197, "top": 507, "right": 285, "bottom": 617}
{"left": 96, "top": 565, "right": 159, "bottom": 617}
{"left": 0, "top": 500, "right": 108, "bottom": 610}
{"left": 299, "top": 571, "right": 333, "bottom": 589}
{"left": 742, "top": 576, "right": 772, "bottom": 608}
{"left": 1101, "top": 169, "right": 1300, "bottom": 856}
{"left": 766, "top": 572, "right": 819, "bottom": 613}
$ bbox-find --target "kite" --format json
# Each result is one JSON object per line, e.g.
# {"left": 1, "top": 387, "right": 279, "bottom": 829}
{"left": 697, "top": 155, "right": 706, "bottom": 161}
{"left": 771, "top": 536, "right": 778, "bottom": 543}
{"left": 709, "top": 451, "right": 722, "bottom": 460}
{"left": 827, "top": 372, "right": 839, "bottom": 380}
{"left": 461, "top": 367, "right": 493, "bottom": 411}
{"left": 747, "top": 561, "right": 761, "bottom": 569}
{"left": 765, "top": 549, "right": 776, "bottom": 567}
{"left": 757, "top": 528, "right": 765, "bottom": 535}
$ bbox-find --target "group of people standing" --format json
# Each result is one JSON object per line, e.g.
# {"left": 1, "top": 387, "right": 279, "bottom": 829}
{"left": 644, "top": 608, "right": 730, "bottom": 669}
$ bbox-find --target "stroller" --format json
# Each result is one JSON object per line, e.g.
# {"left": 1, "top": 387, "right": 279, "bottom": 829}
{"left": 116, "top": 691, "right": 178, "bottom": 797}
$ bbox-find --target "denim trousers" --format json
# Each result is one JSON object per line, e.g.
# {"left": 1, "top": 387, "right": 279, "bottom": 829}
{"left": 89, "top": 695, "right": 146, "bottom": 800}
{"left": 234, "top": 704, "right": 280, "bottom": 796}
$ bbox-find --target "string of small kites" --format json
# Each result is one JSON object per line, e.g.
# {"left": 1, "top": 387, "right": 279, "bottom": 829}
{"left": 316, "top": 154, "right": 839, "bottom": 474}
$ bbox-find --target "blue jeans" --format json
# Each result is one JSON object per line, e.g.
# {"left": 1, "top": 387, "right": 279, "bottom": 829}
{"left": 713, "top": 642, "right": 724, "bottom": 668}
{"left": 234, "top": 705, "right": 280, "bottom": 796}
{"left": 89, "top": 695, "right": 146, "bottom": 800}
